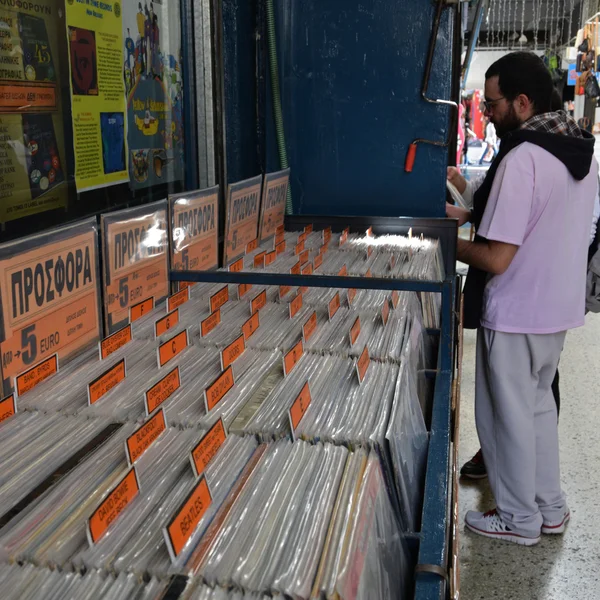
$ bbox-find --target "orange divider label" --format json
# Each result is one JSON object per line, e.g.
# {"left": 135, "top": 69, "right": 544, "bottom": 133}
{"left": 204, "top": 366, "right": 235, "bottom": 412}
{"left": 164, "top": 475, "right": 212, "bottom": 562}
{"left": 238, "top": 283, "right": 252, "bottom": 298}
{"left": 339, "top": 264, "right": 348, "bottom": 277}
{"left": 179, "top": 281, "right": 195, "bottom": 292}
{"left": 88, "top": 358, "right": 126, "bottom": 405}
{"left": 229, "top": 257, "right": 244, "bottom": 272}
{"left": 289, "top": 292, "right": 303, "bottom": 318}
{"left": 15, "top": 354, "right": 58, "bottom": 397}
{"left": 88, "top": 468, "right": 140, "bottom": 546}
{"left": 298, "top": 232, "right": 307, "bottom": 244}
{"left": 210, "top": 286, "right": 229, "bottom": 313}
{"left": 221, "top": 334, "right": 246, "bottom": 370}
{"left": 321, "top": 242, "right": 330, "bottom": 254}
{"left": 350, "top": 317, "right": 361, "bottom": 347}
{"left": 299, "top": 249, "right": 309, "bottom": 265}
{"left": 253, "top": 251, "right": 266, "bottom": 268}
{"left": 304, "top": 224, "right": 313, "bottom": 234}
{"left": 276, "top": 240, "right": 286, "bottom": 255}
{"left": 167, "top": 287, "right": 190, "bottom": 312}
{"left": 0, "top": 394, "right": 16, "bottom": 424}
{"left": 302, "top": 262, "right": 313, "bottom": 276}
{"left": 290, "top": 261, "right": 301, "bottom": 275}
{"left": 366, "top": 269, "right": 372, "bottom": 278}
{"left": 99, "top": 324, "right": 132, "bottom": 360}
{"left": 251, "top": 290, "right": 267, "bottom": 314}
{"left": 367, "top": 246, "right": 373, "bottom": 258}
{"left": 356, "top": 346, "right": 370, "bottom": 384}
{"left": 190, "top": 418, "right": 227, "bottom": 478}
{"left": 201, "top": 309, "right": 221, "bottom": 337}
{"left": 382, "top": 299, "right": 390, "bottom": 326}
{"left": 242, "top": 311, "right": 260, "bottom": 340}
{"left": 314, "top": 253, "right": 323, "bottom": 270}
{"left": 265, "top": 250, "right": 277, "bottom": 266}
{"left": 126, "top": 408, "right": 167, "bottom": 465}
{"left": 323, "top": 228, "right": 332, "bottom": 245}
{"left": 275, "top": 231, "right": 285, "bottom": 246}
{"left": 328, "top": 292, "right": 341, "bottom": 321}
{"left": 279, "top": 285, "right": 291, "bottom": 299}
{"left": 294, "top": 240, "right": 305, "bottom": 255}
{"left": 348, "top": 288, "right": 357, "bottom": 306}
{"left": 145, "top": 366, "right": 181, "bottom": 414}
{"left": 390, "top": 254, "right": 397, "bottom": 269}
{"left": 284, "top": 339, "right": 304, "bottom": 376}
{"left": 246, "top": 238, "right": 259, "bottom": 253}
{"left": 158, "top": 330, "right": 188, "bottom": 367}
{"left": 302, "top": 311, "right": 318, "bottom": 343}
{"left": 276, "top": 224, "right": 285, "bottom": 236}
{"left": 366, "top": 226, "right": 373, "bottom": 237}
{"left": 155, "top": 309, "right": 180, "bottom": 339}
{"left": 130, "top": 297, "right": 155, "bottom": 322}
{"left": 340, "top": 231, "right": 348, "bottom": 246}
{"left": 289, "top": 381, "right": 311, "bottom": 440}
{"left": 391, "top": 290, "right": 399, "bottom": 309}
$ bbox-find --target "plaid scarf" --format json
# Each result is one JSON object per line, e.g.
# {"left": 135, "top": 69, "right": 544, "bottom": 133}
{"left": 521, "top": 110, "right": 584, "bottom": 139}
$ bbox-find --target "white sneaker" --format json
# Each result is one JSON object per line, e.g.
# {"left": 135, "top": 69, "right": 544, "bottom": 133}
{"left": 542, "top": 509, "right": 570, "bottom": 535}
{"left": 465, "top": 509, "right": 541, "bottom": 546}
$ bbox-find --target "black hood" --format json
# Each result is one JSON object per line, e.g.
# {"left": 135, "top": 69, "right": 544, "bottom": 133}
{"left": 503, "top": 127, "right": 595, "bottom": 181}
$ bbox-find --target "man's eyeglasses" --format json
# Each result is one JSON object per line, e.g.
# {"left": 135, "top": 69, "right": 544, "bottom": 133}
{"left": 483, "top": 96, "right": 506, "bottom": 111}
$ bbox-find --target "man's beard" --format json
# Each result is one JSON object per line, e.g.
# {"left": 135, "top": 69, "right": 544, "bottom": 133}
{"left": 493, "top": 104, "right": 522, "bottom": 138}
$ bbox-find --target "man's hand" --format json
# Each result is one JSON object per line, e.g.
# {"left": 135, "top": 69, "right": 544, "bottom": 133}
{"left": 457, "top": 238, "right": 519, "bottom": 275}
{"left": 447, "top": 167, "right": 467, "bottom": 194}
{"left": 446, "top": 203, "right": 471, "bottom": 226}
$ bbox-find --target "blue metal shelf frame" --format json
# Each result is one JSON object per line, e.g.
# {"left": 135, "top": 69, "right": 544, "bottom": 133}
{"left": 169, "top": 215, "right": 458, "bottom": 600}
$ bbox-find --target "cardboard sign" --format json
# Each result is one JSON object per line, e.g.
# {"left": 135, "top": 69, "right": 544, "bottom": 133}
{"left": 190, "top": 418, "right": 227, "bottom": 478}
{"left": 158, "top": 330, "right": 188, "bottom": 367}
{"left": 164, "top": 475, "right": 212, "bottom": 562}
{"left": 210, "top": 286, "right": 229, "bottom": 314}
{"left": 145, "top": 366, "right": 181, "bottom": 415}
{"left": 284, "top": 339, "right": 304, "bottom": 376}
{"left": 126, "top": 409, "right": 167, "bottom": 465}
{"left": 251, "top": 290, "right": 267, "bottom": 314}
{"left": 299, "top": 250, "right": 309, "bottom": 266}
{"left": 294, "top": 240, "right": 305, "bottom": 255}
{"left": 258, "top": 169, "right": 289, "bottom": 242}
{"left": 155, "top": 309, "right": 180, "bottom": 339}
{"left": 224, "top": 175, "right": 263, "bottom": 264}
{"left": 246, "top": 238, "right": 259, "bottom": 253}
{"left": 169, "top": 187, "right": 219, "bottom": 276}
{"left": 15, "top": 353, "right": 58, "bottom": 397}
{"left": 391, "top": 290, "right": 399, "bottom": 309}
{"left": 88, "top": 468, "right": 140, "bottom": 545}
{"left": 314, "top": 253, "right": 323, "bottom": 270}
{"left": 302, "top": 312, "right": 318, "bottom": 343}
{"left": 328, "top": 293, "right": 341, "bottom": 321}
{"left": 221, "top": 334, "right": 246, "bottom": 370}
{"left": 229, "top": 257, "right": 244, "bottom": 273}
{"left": 339, "top": 265, "right": 348, "bottom": 277}
{"left": 88, "top": 358, "right": 126, "bottom": 405}
{"left": 167, "top": 287, "right": 190, "bottom": 312}
{"left": 350, "top": 317, "right": 361, "bottom": 347}
{"left": 0, "top": 394, "right": 16, "bottom": 424}
{"left": 276, "top": 241, "right": 286, "bottom": 255}
{"left": 242, "top": 312, "right": 259, "bottom": 340}
{"left": 348, "top": 288, "right": 357, "bottom": 306}
{"left": 289, "top": 293, "right": 303, "bottom": 318}
{"left": 130, "top": 297, "right": 155, "bottom": 322}
{"left": 102, "top": 202, "right": 168, "bottom": 334}
{"left": 238, "top": 283, "right": 252, "bottom": 299}
{"left": 279, "top": 285, "right": 291, "bottom": 299}
{"left": 356, "top": 346, "right": 370, "bottom": 384}
{"left": 201, "top": 309, "right": 221, "bottom": 337}
{"left": 265, "top": 251, "right": 277, "bottom": 266}
{"left": 289, "top": 382, "right": 311, "bottom": 440}
{"left": 100, "top": 324, "right": 132, "bottom": 359}
{"left": 0, "top": 221, "right": 101, "bottom": 395}
{"left": 382, "top": 299, "right": 390, "bottom": 326}
{"left": 253, "top": 251, "right": 266, "bottom": 269}
{"left": 204, "top": 366, "right": 235, "bottom": 412}
{"left": 290, "top": 261, "right": 301, "bottom": 275}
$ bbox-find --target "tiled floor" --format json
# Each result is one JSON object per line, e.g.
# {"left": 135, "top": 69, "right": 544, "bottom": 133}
{"left": 458, "top": 314, "right": 600, "bottom": 599}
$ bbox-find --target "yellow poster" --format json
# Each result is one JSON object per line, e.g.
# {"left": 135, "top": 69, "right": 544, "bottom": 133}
{"left": 65, "top": 0, "right": 128, "bottom": 191}
{"left": 0, "top": 0, "right": 68, "bottom": 223}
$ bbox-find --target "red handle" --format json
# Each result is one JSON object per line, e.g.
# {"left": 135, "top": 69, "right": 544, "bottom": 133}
{"left": 405, "top": 143, "right": 418, "bottom": 173}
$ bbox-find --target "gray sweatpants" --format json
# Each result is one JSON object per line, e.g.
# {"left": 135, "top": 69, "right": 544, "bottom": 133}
{"left": 475, "top": 327, "right": 567, "bottom": 536}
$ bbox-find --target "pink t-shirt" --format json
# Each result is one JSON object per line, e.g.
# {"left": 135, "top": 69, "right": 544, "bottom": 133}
{"left": 478, "top": 142, "right": 598, "bottom": 334}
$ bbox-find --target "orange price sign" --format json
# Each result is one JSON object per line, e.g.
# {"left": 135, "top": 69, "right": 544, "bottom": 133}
{"left": 238, "top": 283, "right": 253, "bottom": 299}
{"left": 304, "top": 224, "right": 313, "bottom": 234}
{"left": 15, "top": 354, "right": 58, "bottom": 397}
{"left": 288, "top": 382, "right": 311, "bottom": 440}
{"left": 265, "top": 251, "right": 277, "bottom": 266}
{"left": 87, "top": 358, "right": 126, "bottom": 405}
{"left": 339, "top": 264, "right": 348, "bottom": 277}
{"left": 299, "top": 250, "right": 309, "bottom": 265}
{"left": 382, "top": 299, "right": 390, "bottom": 326}
{"left": 294, "top": 240, "right": 305, "bottom": 255}
{"left": 155, "top": 308, "right": 180, "bottom": 339}
{"left": 130, "top": 297, "right": 155, "bottom": 322}
{"left": 204, "top": 366, "right": 235, "bottom": 412}
{"left": 302, "top": 262, "right": 313, "bottom": 276}
{"left": 350, "top": 317, "right": 361, "bottom": 347}
{"left": 246, "top": 238, "right": 259, "bottom": 253}
{"left": 126, "top": 408, "right": 167, "bottom": 465}
{"left": 229, "top": 257, "right": 244, "bottom": 272}
{"left": 391, "top": 290, "right": 399, "bottom": 309}
{"left": 99, "top": 324, "right": 132, "bottom": 359}
{"left": 328, "top": 292, "right": 341, "bottom": 321}
{"left": 279, "top": 285, "right": 291, "bottom": 299}
{"left": 314, "top": 253, "right": 323, "bottom": 270}
{"left": 250, "top": 290, "right": 267, "bottom": 314}
{"left": 253, "top": 251, "right": 266, "bottom": 268}
{"left": 145, "top": 366, "right": 181, "bottom": 415}
{"left": 356, "top": 346, "right": 371, "bottom": 384}
{"left": 242, "top": 311, "right": 260, "bottom": 340}
{"left": 298, "top": 232, "right": 307, "bottom": 244}
{"left": 283, "top": 339, "right": 304, "bottom": 376}
{"left": 276, "top": 240, "right": 286, "bottom": 255}
{"left": 302, "top": 311, "right": 318, "bottom": 344}
{"left": 167, "top": 287, "right": 190, "bottom": 312}
{"left": 201, "top": 309, "right": 221, "bottom": 337}
{"left": 323, "top": 227, "right": 332, "bottom": 244}
{"left": 220, "top": 334, "right": 246, "bottom": 370}
{"left": 289, "top": 292, "right": 303, "bottom": 319}
{"left": 157, "top": 330, "right": 188, "bottom": 367}
{"left": 190, "top": 418, "right": 227, "bottom": 478}
{"left": 348, "top": 288, "right": 357, "bottom": 306}
{"left": 210, "top": 286, "right": 229, "bottom": 313}
{"left": 276, "top": 224, "right": 285, "bottom": 236}
{"left": 0, "top": 394, "right": 16, "bottom": 424}
{"left": 290, "top": 261, "right": 301, "bottom": 275}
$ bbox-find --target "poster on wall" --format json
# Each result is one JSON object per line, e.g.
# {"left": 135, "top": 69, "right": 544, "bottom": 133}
{"left": 122, "top": 0, "right": 184, "bottom": 190}
{"left": 258, "top": 169, "right": 289, "bottom": 243}
{"left": 101, "top": 201, "right": 169, "bottom": 334}
{"left": 0, "top": 0, "right": 68, "bottom": 223}
{"left": 0, "top": 219, "right": 102, "bottom": 396}
{"left": 65, "top": 0, "right": 128, "bottom": 192}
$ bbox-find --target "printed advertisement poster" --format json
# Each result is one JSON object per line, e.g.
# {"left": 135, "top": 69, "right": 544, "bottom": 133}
{"left": 122, "top": 0, "right": 184, "bottom": 190}
{"left": 0, "top": 0, "right": 68, "bottom": 223}
{"left": 101, "top": 201, "right": 169, "bottom": 334}
{"left": 258, "top": 169, "right": 289, "bottom": 243}
{"left": 65, "top": 0, "right": 128, "bottom": 191}
{"left": 224, "top": 175, "right": 262, "bottom": 265}
{"left": 170, "top": 186, "right": 219, "bottom": 272}
{"left": 0, "top": 220, "right": 101, "bottom": 396}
